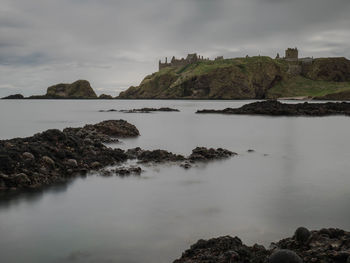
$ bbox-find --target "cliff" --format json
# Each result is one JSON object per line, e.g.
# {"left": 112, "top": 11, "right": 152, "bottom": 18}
{"left": 44, "top": 80, "right": 97, "bottom": 99}
{"left": 118, "top": 57, "right": 350, "bottom": 100}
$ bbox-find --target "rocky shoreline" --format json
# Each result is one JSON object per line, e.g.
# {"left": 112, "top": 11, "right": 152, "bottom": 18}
{"left": 0, "top": 120, "right": 234, "bottom": 192}
{"left": 196, "top": 100, "right": 350, "bottom": 116}
{"left": 174, "top": 227, "right": 350, "bottom": 263}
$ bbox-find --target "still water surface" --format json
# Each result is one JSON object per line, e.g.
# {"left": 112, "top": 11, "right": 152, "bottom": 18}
{"left": 0, "top": 100, "right": 350, "bottom": 263}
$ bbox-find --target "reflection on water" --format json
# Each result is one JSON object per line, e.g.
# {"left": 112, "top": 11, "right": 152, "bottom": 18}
{"left": 0, "top": 100, "right": 350, "bottom": 263}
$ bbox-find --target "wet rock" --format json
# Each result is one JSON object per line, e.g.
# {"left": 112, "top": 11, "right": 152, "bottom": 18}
{"left": 174, "top": 228, "right": 350, "bottom": 263}
{"left": 22, "top": 152, "right": 35, "bottom": 160}
{"left": 66, "top": 159, "right": 78, "bottom": 168}
{"left": 189, "top": 147, "right": 236, "bottom": 161}
{"left": 247, "top": 149, "right": 255, "bottom": 153}
{"left": 114, "top": 166, "right": 142, "bottom": 176}
{"left": 173, "top": 236, "right": 269, "bottom": 263}
{"left": 42, "top": 156, "right": 55, "bottom": 167}
{"left": 269, "top": 249, "right": 302, "bottom": 263}
{"left": 87, "top": 120, "right": 140, "bottom": 138}
{"left": 180, "top": 161, "right": 192, "bottom": 169}
{"left": 197, "top": 100, "right": 350, "bottom": 116}
{"left": 90, "top": 162, "right": 101, "bottom": 169}
{"left": 294, "top": 227, "right": 311, "bottom": 244}
{"left": 126, "top": 148, "right": 185, "bottom": 163}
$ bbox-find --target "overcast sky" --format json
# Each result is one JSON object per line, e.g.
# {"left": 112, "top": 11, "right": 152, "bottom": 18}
{"left": 1, "top": 0, "right": 350, "bottom": 97}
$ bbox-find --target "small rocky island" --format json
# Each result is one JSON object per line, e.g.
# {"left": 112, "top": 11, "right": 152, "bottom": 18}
{"left": 0, "top": 120, "right": 234, "bottom": 192}
{"left": 2, "top": 80, "right": 114, "bottom": 99}
{"left": 196, "top": 100, "right": 350, "bottom": 116}
{"left": 174, "top": 227, "right": 350, "bottom": 263}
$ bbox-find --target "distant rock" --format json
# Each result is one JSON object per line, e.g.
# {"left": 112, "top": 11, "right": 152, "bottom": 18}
{"left": 99, "top": 94, "right": 113, "bottom": 99}
{"left": 197, "top": 100, "right": 350, "bottom": 116}
{"left": 45, "top": 80, "right": 97, "bottom": 99}
{"left": 2, "top": 94, "right": 24, "bottom": 99}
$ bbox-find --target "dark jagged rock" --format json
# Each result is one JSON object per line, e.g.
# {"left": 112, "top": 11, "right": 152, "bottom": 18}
{"left": 197, "top": 100, "right": 350, "bottom": 116}
{"left": 126, "top": 147, "right": 235, "bottom": 165}
{"left": 174, "top": 228, "right": 350, "bottom": 263}
{"left": 0, "top": 120, "right": 139, "bottom": 191}
{"left": 2, "top": 94, "right": 24, "bottom": 99}
{"left": 99, "top": 107, "right": 180, "bottom": 113}
{"left": 126, "top": 147, "right": 186, "bottom": 163}
{"left": 188, "top": 147, "right": 236, "bottom": 161}
{"left": 173, "top": 236, "right": 269, "bottom": 263}
{"left": 78, "top": 120, "right": 140, "bottom": 138}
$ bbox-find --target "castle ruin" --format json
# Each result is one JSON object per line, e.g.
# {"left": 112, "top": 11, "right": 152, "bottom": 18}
{"left": 158, "top": 48, "right": 314, "bottom": 76}
{"left": 159, "top": 53, "right": 209, "bottom": 70}
{"left": 285, "top": 48, "right": 299, "bottom": 61}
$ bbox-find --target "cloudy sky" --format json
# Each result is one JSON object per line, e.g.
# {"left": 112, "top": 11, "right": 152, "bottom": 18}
{"left": 1, "top": 0, "right": 350, "bottom": 97}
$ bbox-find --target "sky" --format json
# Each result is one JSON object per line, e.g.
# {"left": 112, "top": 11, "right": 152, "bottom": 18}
{"left": 1, "top": 0, "right": 350, "bottom": 97}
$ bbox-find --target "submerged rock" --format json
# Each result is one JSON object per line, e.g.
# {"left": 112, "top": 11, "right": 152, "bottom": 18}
{"left": 99, "top": 107, "right": 180, "bottom": 113}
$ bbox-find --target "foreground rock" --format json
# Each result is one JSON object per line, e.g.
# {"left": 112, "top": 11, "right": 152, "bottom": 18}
{"left": 0, "top": 120, "right": 139, "bottom": 191}
{"left": 0, "top": 121, "right": 234, "bottom": 191}
{"left": 197, "top": 100, "right": 350, "bottom": 116}
{"left": 99, "top": 107, "right": 180, "bottom": 113}
{"left": 174, "top": 227, "right": 350, "bottom": 263}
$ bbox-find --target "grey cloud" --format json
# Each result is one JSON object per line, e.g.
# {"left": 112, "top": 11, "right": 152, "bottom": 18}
{"left": 0, "top": 0, "right": 349, "bottom": 97}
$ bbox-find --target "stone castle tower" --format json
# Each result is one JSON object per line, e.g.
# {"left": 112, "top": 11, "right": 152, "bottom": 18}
{"left": 285, "top": 48, "right": 298, "bottom": 61}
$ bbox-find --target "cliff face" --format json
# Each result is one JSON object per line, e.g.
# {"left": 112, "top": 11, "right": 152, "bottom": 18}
{"left": 46, "top": 80, "right": 97, "bottom": 99}
{"left": 118, "top": 57, "right": 350, "bottom": 100}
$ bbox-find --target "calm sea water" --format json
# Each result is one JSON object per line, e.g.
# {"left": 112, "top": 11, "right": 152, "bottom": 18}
{"left": 0, "top": 100, "right": 350, "bottom": 263}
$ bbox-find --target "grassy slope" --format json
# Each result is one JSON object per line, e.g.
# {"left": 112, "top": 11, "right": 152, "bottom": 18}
{"left": 267, "top": 76, "right": 350, "bottom": 98}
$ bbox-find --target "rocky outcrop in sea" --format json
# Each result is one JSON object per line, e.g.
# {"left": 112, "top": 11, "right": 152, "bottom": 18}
{"left": 197, "top": 100, "right": 350, "bottom": 116}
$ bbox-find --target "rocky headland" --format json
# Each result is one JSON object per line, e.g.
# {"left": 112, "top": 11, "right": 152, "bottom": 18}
{"left": 0, "top": 120, "right": 235, "bottom": 192}
{"left": 174, "top": 227, "right": 350, "bottom": 263}
{"left": 196, "top": 100, "right": 350, "bottom": 116}
{"left": 118, "top": 55, "right": 350, "bottom": 100}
